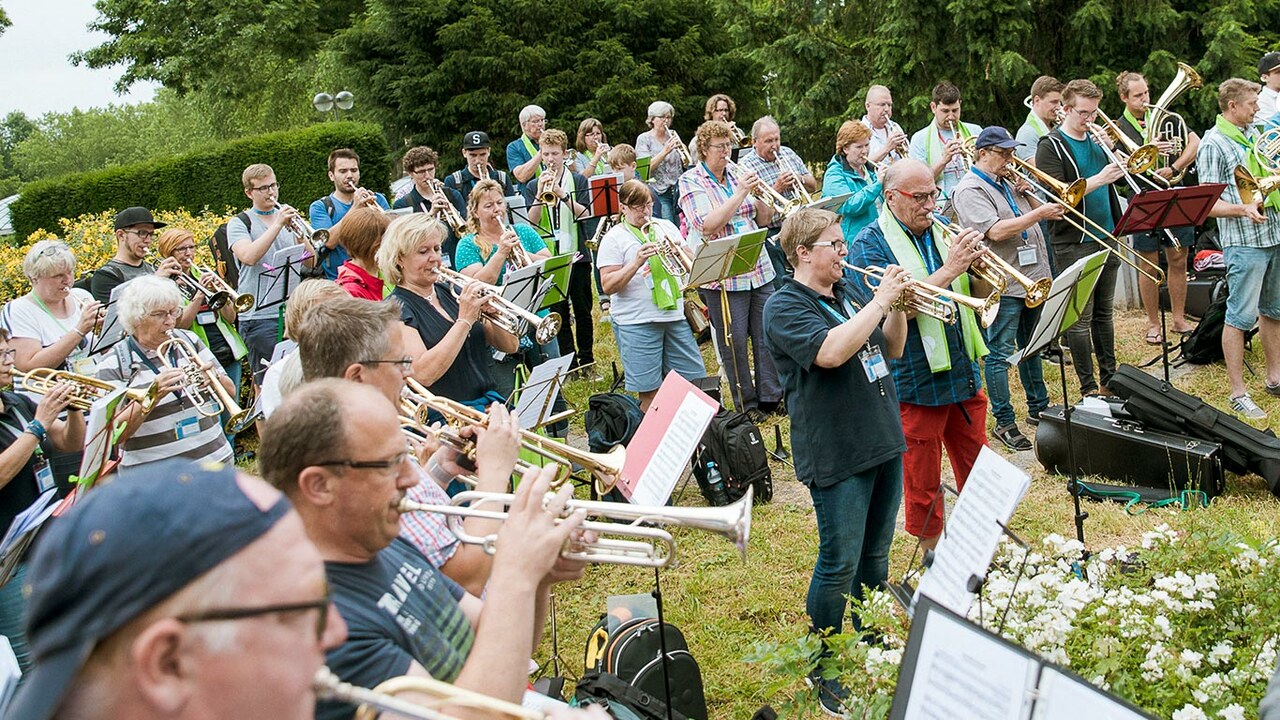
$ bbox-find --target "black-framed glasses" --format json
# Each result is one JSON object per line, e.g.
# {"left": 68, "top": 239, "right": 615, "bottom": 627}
{"left": 314, "top": 450, "right": 413, "bottom": 474}
{"left": 409, "top": 167, "right": 435, "bottom": 177}
{"left": 126, "top": 229, "right": 156, "bottom": 240}
{"left": 177, "top": 593, "right": 332, "bottom": 639}
{"left": 358, "top": 357, "right": 414, "bottom": 373}
{"left": 809, "top": 240, "right": 848, "bottom": 253}
{"left": 252, "top": 182, "right": 280, "bottom": 193}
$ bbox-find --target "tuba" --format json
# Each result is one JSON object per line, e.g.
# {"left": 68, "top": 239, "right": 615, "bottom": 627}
{"left": 156, "top": 331, "right": 252, "bottom": 432}
{"left": 12, "top": 368, "right": 160, "bottom": 415}
{"left": 435, "top": 267, "right": 560, "bottom": 344}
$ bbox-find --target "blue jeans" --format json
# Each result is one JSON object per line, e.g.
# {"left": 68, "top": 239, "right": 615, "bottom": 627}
{"left": 1223, "top": 245, "right": 1280, "bottom": 331}
{"left": 652, "top": 185, "right": 678, "bottom": 223}
{"left": 806, "top": 456, "right": 903, "bottom": 639}
{"left": 982, "top": 296, "right": 1049, "bottom": 427}
{"left": 0, "top": 563, "right": 30, "bottom": 674}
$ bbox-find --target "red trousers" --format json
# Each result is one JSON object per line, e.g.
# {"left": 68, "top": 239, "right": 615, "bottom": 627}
{"left": 900, "top": 391, "right": 989, "bottom": 538}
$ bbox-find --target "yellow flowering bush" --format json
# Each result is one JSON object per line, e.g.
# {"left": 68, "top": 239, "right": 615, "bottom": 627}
{"left": 0, "top": 208, "right": 234, "bottom": 302}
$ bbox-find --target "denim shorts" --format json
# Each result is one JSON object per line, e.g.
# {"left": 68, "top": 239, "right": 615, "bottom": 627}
{"left": 612, "top": 320, "right": 706, "bottom": 392}
{"left": 1223, "top": 245, "right": 1280, "bottom": 330}
{"left": 239, "top": 317, "right": 280, "bottom": 386}
{"left": 1131, "top": 225, "right": 1194, "bottom": 253}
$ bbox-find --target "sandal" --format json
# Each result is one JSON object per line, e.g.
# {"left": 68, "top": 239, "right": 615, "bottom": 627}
{"left": 1144, "top": 329, "right": 1163, "bottom": 345}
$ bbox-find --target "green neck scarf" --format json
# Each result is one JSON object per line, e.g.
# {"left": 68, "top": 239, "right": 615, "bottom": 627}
{"left": 924, "top": 120, "right": 973, "bottom": 169}
{"left": 537, "top": 168, "right": 578, "bottom": 253}
{"left": 1216, "top": 114, "right": 1280, "bottom": 211}
{"left": 521, "top": 134, "right": 541, "bottom": 178}
{"left": 1121, "top": 108, "right": 1146, "bottom": 139}
{"left": 876, "top": 205, "right": 987, "bottom": 372}
{"left": 625, "top": 222, "right": 681, "bottom": 311}
{"left": 1025, "top": 111, "right": 1049, "bottom": 138}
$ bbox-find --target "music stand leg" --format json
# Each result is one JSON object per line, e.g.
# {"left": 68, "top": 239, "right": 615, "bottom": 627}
{"left": 652, "top": 567, "right": 675, "bottom": 720}
{"left": 1159, "top": 292, "right": 1171, "bottom": 383}
{"left": 1058, "top": 353, "right": 1088, "bottom": 547}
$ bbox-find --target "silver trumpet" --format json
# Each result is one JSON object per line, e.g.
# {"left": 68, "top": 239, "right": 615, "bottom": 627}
{"left": 276, "top": 201, "right": 330, "bottom": 255}
{"left": 156, "top": 331, "right": 252, "bottom": 431}
{"left": 314, "top": 667, "right": 546, "bottom": 720}
{"left": 400, "top": 485, "right": 751, "bottom": 568}
{"left": 435, "top": 267, "right": 560, "bottom": 345}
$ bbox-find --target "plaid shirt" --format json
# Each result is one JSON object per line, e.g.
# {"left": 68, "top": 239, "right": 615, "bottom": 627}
{"left": 398, "top": 463, "right": 460, "bottom": 568}
{"left": 677, "top": 163, "right": 776, "bottom": 291}
{"left": 1197, "top": 127, "right": 1280, "bottom": 249}
{"left": 738, "top": 146, "right": 809, "bottom": 228}
{"left": 849, "top": 218, "right": 983, "bottom": 407}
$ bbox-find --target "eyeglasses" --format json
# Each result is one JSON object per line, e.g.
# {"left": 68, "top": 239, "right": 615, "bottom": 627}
{"left": 809, "top": 241, "right": 848, "bottom": 252}
{"left": 0, "top": 350, "right": 15, "bottom": 361}
{"left": 893, "top": 188, "right": 941, "bottom": 204}
{"left": 314, "top": 450, "right": 413, "bottom": 475}
{"left": 409, "top": 167, "right": 434, "bottom": 177}
{"left": 623, "top": 201, "right": 654, "bottom": 211}
{"left": 177, "top": 592, "right": 332, "bottom": 640}
{"left": 251, "top": 182, "right": 280, "bottom": 193}
{"left": 707, "top": 142, "right": 733, "bottom": 151}
{"left": 172, "top": 245, "right": 196, "bottom": 253}
{"left": 126, "top": 229, "right": 156, "bottom": 240}
{"left": 358, "top": 357, "right": 414, "bottom": 374}
{"left": 1070, "top": 107, "right": 1098, "bottom": 119}
{"left": 147, "top": 308, "right": 181, "bottom": 319}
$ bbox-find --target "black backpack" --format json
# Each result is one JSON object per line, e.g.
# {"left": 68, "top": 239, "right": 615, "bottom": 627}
{"left": 1179, "top": 281, "right": 1256, "bottom": 364}
{"left": 691, "top": 410, "right": 772, "bottom": 505}
{"left": 583, "top": 617, "right": 706, "bottom": 720}
{"left": 209, "top": 212, "right": 250, "bottom": 289}
{"left": 584, "top": 392, "right": 644, "bottom": 453}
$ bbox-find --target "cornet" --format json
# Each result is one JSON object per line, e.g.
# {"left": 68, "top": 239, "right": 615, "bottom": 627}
{"left": 276, "top": 201, "right": 330, "bottom": 255}
{"left": 726, "top": 161, "right": 800, "bottom": 218}
{"left": 640, "top": 220, "right": 693, "bottom": 280}
{"left": 156, "top": 331, "right": 252, "bottom": 432}
{"left": 314, "top": 667, "right": 546, "bottom": 720}
{"left": 11, "top": 368, "right": 160, "bottom": 414}
{"left": 402, "top": 377, "right": 623, "bottom": 493}
{"left": 839, "top": 262, "right": 957, "bottom": 324}
{"left": 435, "top": 267, "right": 561, "bottom": 345}
{"left": 400, "top": 485, "right": 751, "bottom": 568}
{"left": 146, "top": 251, "right": 251, "bottom": 313}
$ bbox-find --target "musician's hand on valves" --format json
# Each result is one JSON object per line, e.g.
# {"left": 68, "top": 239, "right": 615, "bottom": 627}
{"left": 1154, "top": 139, "right": 1176, "bottom": 156}
{"left": 497, "top": 230, "right": 522, "bottom": 259}
{"left": 944, "top": 227, "right": 986, "bottom": 272}
{"left": 272, "top": 204, "right": 299, "bottom": 230}
{"left": 944, "top": 138, "right": 965, "bottom": 160}
{"left": 633, "top": 243, "right": 660, "bottom": 270}
{"left": 74, "top": 300, "right": 103, "bottom": 337}
{"left": 154, "top": 257, "right": 182, "bottom": 279}
{"left": 873, "top": 265, "right": 910, "bottom": 312}
{"left": 456, "top": 281, "right": 488, "bottom": 325}
{"left": 492, "top": 466, "right": 586, "bottom": 584}
{"left": 1093, "top": 162, "right": 1126, "bottom": 186}
{"left": 887, "top": 129, "right": 908, "bottom": 151}
{"left": 1242, "top": 202, "right": 1267, "bottom": 225}
{"left": 736, "top": 169, "right": 763, "bottom": 197}
{"left": 34, "top": 381, "right": 75, "bottom": 425}
{"left": 353, "top": 187, "right": 377, "bottom": 207}
{"left": 471, "top": 403, "right": 521, "bottom": 484}
{"left": 153, "top": 368, "right": 187, "bottom": 400}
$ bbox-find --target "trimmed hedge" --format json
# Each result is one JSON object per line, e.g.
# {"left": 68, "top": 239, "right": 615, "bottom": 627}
{"left": 11, "top": 122, "right": 391, "bottom": 238}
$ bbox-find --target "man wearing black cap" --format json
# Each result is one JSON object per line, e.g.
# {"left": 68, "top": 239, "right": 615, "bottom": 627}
{"left": 951, "top": 126, "right": 1062, "bottom": 451}
{"left": 1258, "top": 51, "right": 1280, "bottom": 128}
{"left": 89, "top": 206, "right": 181, "bottom": 305}
{"left": 9, "top": 460, "right": 346, "bottom": 720}
{"left": 444, "top": 130, "right": 517, "bottom": 201}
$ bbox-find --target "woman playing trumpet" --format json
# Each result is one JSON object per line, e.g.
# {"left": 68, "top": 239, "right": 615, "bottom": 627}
{"left": 822, "top": 120, "right": 886, "bottom": 241}
{"left": 636, "top": 100, "right": 689, "bottom": 222}
{"left": 597, "top": 180, "right": 708, "bottom": 410}
{"left": 575, "top": 118, "right": 612, "bottom": 177}
{"left": 95, "top": 275, "right": 234, "bottom": 469}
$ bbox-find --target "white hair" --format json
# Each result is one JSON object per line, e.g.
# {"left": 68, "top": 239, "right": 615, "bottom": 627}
{"left": 751, "top": 115, "right": 779, "bottom": 138}
{"left": 519, "top": 105, "right": 546, "bottom": 124}
{"left": 23, "top": 239, "right": 76, "bottom": 282}
{"left": 647, "top": 101, "right": 675, "bottom": 122}
{"left": 116, "top": 275, "right": 184, "bottom": 334}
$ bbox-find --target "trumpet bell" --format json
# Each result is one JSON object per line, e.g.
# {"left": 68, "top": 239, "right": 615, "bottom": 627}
{"left": 1024, "top": 277, "right": 1052, "bottom": 308}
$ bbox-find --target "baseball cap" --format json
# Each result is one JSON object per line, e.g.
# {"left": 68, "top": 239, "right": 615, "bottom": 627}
{"left": 113, "top": 206, "right": 167, "bottom": 231}
{"left": 1260, "top": 52, "right": 1280, "bottom": 76}
{"left": 461, "top": 131, "right": 491, "bottom": 149}
{"left": 8, "top": 461, "right": 291, "bottom": 720}
{"left": 975, "top": 126, "right": 1022, "bottom": 150}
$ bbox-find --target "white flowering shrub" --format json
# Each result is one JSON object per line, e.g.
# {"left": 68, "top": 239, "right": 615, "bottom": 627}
{"left": 748, "top": 526, "right": 1280, "bottom": 719}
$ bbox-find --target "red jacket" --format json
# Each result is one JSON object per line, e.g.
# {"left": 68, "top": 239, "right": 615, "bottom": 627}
{"left": 336, "top": 261, "right": 385, "bottom": 301}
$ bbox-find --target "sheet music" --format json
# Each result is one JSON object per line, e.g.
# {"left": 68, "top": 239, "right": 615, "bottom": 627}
{"left": 915, "top": 447, "right": 1030, "bottom": 615}
{"left": 1031, "top": 668, "right": 1151, "bottom": 720}
{"left": 78, "top": 386, "right": 131, "bottom": 487}
{"left": 1008, "top": 249, "right": 1109, "bottom": 364}
{"left": 901, "top": 610, "right": 1038, "bottom": 720}
{"left": 0, "top": 488, "right": 58, "bottom": 587}
{"left": 514, "top": 353, "right": 574, "bottom": 428}
{"left": 628, "top": 390, "right": 716, "bottom": 506}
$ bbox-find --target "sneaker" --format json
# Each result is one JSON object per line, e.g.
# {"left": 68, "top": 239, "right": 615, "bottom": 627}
{"left": 807, "top": 674, "right": 850, "bottom": 718}
{"left": 993, "top": 423, "right": 1033, "bottom": 452}
{"left": 1231, "top": 394, "right": 1267, "bottom": 420}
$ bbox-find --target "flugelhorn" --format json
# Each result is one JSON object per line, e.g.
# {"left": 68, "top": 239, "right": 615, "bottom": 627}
{"left": 401, "top": 485, "right": 751, "bottom": 568}
{"left": 1235, "top": 165, "right": 1280, "bottom": 207}
{"left": 11, "top": 368, "right": 160, "bottom": 414}
{"left": 156, "top": 331, "right": 252, "bottom": 431}
{"left": 314, "top": 667, "right": 546, "bottom": 720}
{"left": 640, "top": 219, "right": 693, "bottom": 280}
{"left": 839, "top": 262, "right": 957, "bottom": 325}
{"left": 402, "top": 377, "right": 624, "bottom": 493}
{"left": 435, "top": 267, "right": 560, "bottom": 345}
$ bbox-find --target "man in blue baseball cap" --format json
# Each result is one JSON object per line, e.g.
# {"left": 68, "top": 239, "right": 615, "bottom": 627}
{"left": 8, "top": 460, "right": 346, "bottom": 720}
{"left": 950, "top": 126, "right": 1062, "bottom": 452}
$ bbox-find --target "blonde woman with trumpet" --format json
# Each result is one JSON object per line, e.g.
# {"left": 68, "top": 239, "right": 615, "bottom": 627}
{"left": 95, "top": 275, "right": 234, "bottom": 469}
{"left": 598, "top": 179, "right": 707, "bottom": 410}
{"left": 454, "top": 179, "right": 551, "bottom": 285}
{"left": 155, "top": 227, "right": 249, "bottom": 445}
{"left": 636, "top": 100, "right": 689, "bottom": 222}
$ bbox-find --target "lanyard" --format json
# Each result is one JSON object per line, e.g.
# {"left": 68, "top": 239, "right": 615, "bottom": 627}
{"left": 818, "top": 294, "right": 859, "bottom": 324}
{"left": 702, "top": 162, "right": 734, "bottom": 196}
{"left": 31, "top": 293, "right": 78, "bottom": 335}
{"left": 898, "top": 220, "right": 941, "bottom": 275}
{"left": 127, "top": 337, "right": 175, "bottom": 375}
{"left": 971, "top": 167, "right": 1028, "bottom": 242}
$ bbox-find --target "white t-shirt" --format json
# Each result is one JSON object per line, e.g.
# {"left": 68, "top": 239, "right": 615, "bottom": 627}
{"left": 0, "top": 290, "right": 98, "bottom": 388}
{"left": 595, "top": 219, "right": 687, "bottom": 326}
{"left": 1259, "top": 87, "right": 1279, "bottom": 128}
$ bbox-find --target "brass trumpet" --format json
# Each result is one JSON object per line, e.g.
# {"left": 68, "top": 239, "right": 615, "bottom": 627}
{"left": 146, "top": 251, "right": 250, "bottom": 313}
{"left": 426, "top": 179, "right": 468, "bottom": 235}
{"left": 400, "top": 485, "right": 751, "bottom": 568}
{"left": 729, "top": 122, "right": 752, "bottom": 148}
{"left": 587, "top": 213, "right": 616, "bottom": 251}
{"left": 435, "top": 267, "right": 561, "bottom": 345}
{"left": 640, "top": 219, "right": 693, "bottom": 280}
{"left": 188, "top": 263, "right": 254, "bottom": 312}
{"left": 156, "top": 331, "right": 252, "bottom": 432}
{"left": 402, "top": 377, "right": 624, "bottom": 493}
{"left": 11, "top": 368, "right": 160, "bottom": 414}
{"left": 314, "top": 667, "right": 546, "bottom": 720}
{"left": 670, "top": 130, "right": 693, "bottom": 166}
{"left": 839, "top": 262, "right": 956, "bottom": 325}
{"left": 726, "top": 161, "right": 800, "bottom": 218}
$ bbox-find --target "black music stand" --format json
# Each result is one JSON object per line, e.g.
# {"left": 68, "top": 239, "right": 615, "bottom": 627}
{"left": 1113, "top": 184, "right": 1225, "bottom": 382}
{"left": 88, "top": 298, "right": 124, "bottom": 356}
{"left": 254, "top": 246, "right": 313, "bottom": 313}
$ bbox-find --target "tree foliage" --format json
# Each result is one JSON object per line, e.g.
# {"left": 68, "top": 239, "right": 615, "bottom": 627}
{"left": 333, "top": 0, "right": 762, "bottom": 172}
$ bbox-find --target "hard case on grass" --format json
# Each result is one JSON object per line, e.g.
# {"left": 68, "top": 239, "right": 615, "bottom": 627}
{"left": 584, "top": 616, "right": 708, "bottom": 720}
{"left": 1160, "top": 272, "right": 1225, "bottom": 319}
{"left": 1108, "top": 364, "right": 1280, "bottom": 496}
{"left": 1034, "top": 405, "right": 1225, "bottom": 498}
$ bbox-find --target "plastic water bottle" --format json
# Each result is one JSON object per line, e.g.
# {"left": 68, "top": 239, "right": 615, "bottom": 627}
{"left": 705, "top": 461, "right": 729, "bottom": 506}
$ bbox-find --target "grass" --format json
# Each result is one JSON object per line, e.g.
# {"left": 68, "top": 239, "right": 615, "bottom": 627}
{"left": 532, "top": 305, "right": 1280, "bottom": 717}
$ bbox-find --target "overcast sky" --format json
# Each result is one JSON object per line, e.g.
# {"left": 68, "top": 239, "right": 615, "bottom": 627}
{"left": 2, "top": 0, "right": 159, "bottom": 118}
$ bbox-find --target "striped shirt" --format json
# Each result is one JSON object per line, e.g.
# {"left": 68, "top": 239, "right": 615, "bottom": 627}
{"left": 677, "top": 163, "right": 775, "bottom": 292}
{"left": 1196, "top": 127, "right": 1280, "bottom": 249}
{"left": 96, "top": 329, "right": 233, "bottom": 469}
{"left": 738, "top": 146, "right": 810, "bottom": 229}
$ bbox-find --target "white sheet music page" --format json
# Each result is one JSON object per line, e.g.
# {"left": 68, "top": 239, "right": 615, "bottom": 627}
{"left": 1031, "top": 668, "right": 1152, "bottom": 720}
{"left": 902, "top": 610, "right": 1038, "bottom": 720}
{"left": 914, "top": 446, "right": 1031, "bottom": 615}
{"left": 628, "top": 392, "right": 716, "bottom": 507}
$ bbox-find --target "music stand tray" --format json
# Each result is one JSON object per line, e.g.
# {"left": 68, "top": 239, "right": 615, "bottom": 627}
{"left": 1112, "top": 184, "right": 1225, "bottom": 236}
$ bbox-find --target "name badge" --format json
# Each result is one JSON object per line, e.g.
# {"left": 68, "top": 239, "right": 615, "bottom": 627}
{"left": 70, "top": 355, "right": 96, "bottom": 376}
{"left": 1017, "top": 246, "right": 1038, "bottom": 267}
{"left": 196, "top": 310, "right": 217, "bottom": 325}
{"left": 859, "top": 345, "right": 890, "bottom": 383}
{"left": 34, "top": 456, "right": 55, "bottom": 494}
{"left": 175, "top": 416, "right": 201, "bottom": 441}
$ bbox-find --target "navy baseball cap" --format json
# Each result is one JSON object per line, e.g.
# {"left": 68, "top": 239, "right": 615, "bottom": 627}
{"left": 1260, "top": 51, "right": 1280, "bottom": 76}
{"left": 975, "top": 126, "right": 1023, "bottom": 150}
{"left": 8, "top": 461, "right": 290, "bottom": 720}
{"left": 462, "top": 131, "right": 491, "bottom": 149}
{"left": 113, "top": 206, "right": 167, "bottom": 230}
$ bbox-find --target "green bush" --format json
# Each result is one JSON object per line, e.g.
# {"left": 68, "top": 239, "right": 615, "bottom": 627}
{"left": 10, "top": 122, "right": 390, "bottom": 238}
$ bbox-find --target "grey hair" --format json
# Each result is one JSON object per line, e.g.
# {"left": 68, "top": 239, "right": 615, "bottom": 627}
{"left": 647, "top": 101, "right": 675, "bottom": 122}
{"left": 519, "top": 105, "right": 546, "bottom": 124}
{"left": 116, "top": 275, "right": 184, "bottom": 334}
{"left": 751, "top": 115, "right": 780, "bottom": 138}
{"left": 22, "top": 239, "right": 76, "bottom": 282}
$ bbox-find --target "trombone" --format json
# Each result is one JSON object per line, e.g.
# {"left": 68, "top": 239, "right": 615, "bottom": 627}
{"left": 402, "top": 377, "right": 624, "bottom": 493}
{"left": 930, "top": 211, "right": 1053, "bottom": 307}
{"left": 314, "top": 667, "right": 546, "bottom": 720}
{"left": 12, "top": 368, "right": 160, "bottom": 414}
{"left": 840, "top": 261, "right": 999, "bottom": 328}
{"left": 400, "top": 485, "right": 751, "bottom": 568}
{"left": 1002, "top": 156, "right": 1167, "bottom": 284}
{"left": 156, "top": 331, "right": 252, "bottom": 432}
{"left": 1090, "top": 110, "right": 1163, "bottom": 181}
{"left": 435, "top": 267, "right": 561, "bottom": 345}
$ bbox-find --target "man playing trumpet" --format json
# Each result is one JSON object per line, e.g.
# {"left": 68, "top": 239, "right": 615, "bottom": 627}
{"left": 908, "top": 82, "right": 982, "bottom": 203}
{"left": 394, "top": 145, "right": 468, "bottom": 263}
{"left": 863, "top": 84, "right": 909, "bottom": 166}
{"left": 850, "top": 158, "right": 989, "bottom": 550}
{"left": 951, "top": 127, "right": 1060, "bottom": 451}
{"left": 310, "top": 148, "right": 392, "bottom": 280}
